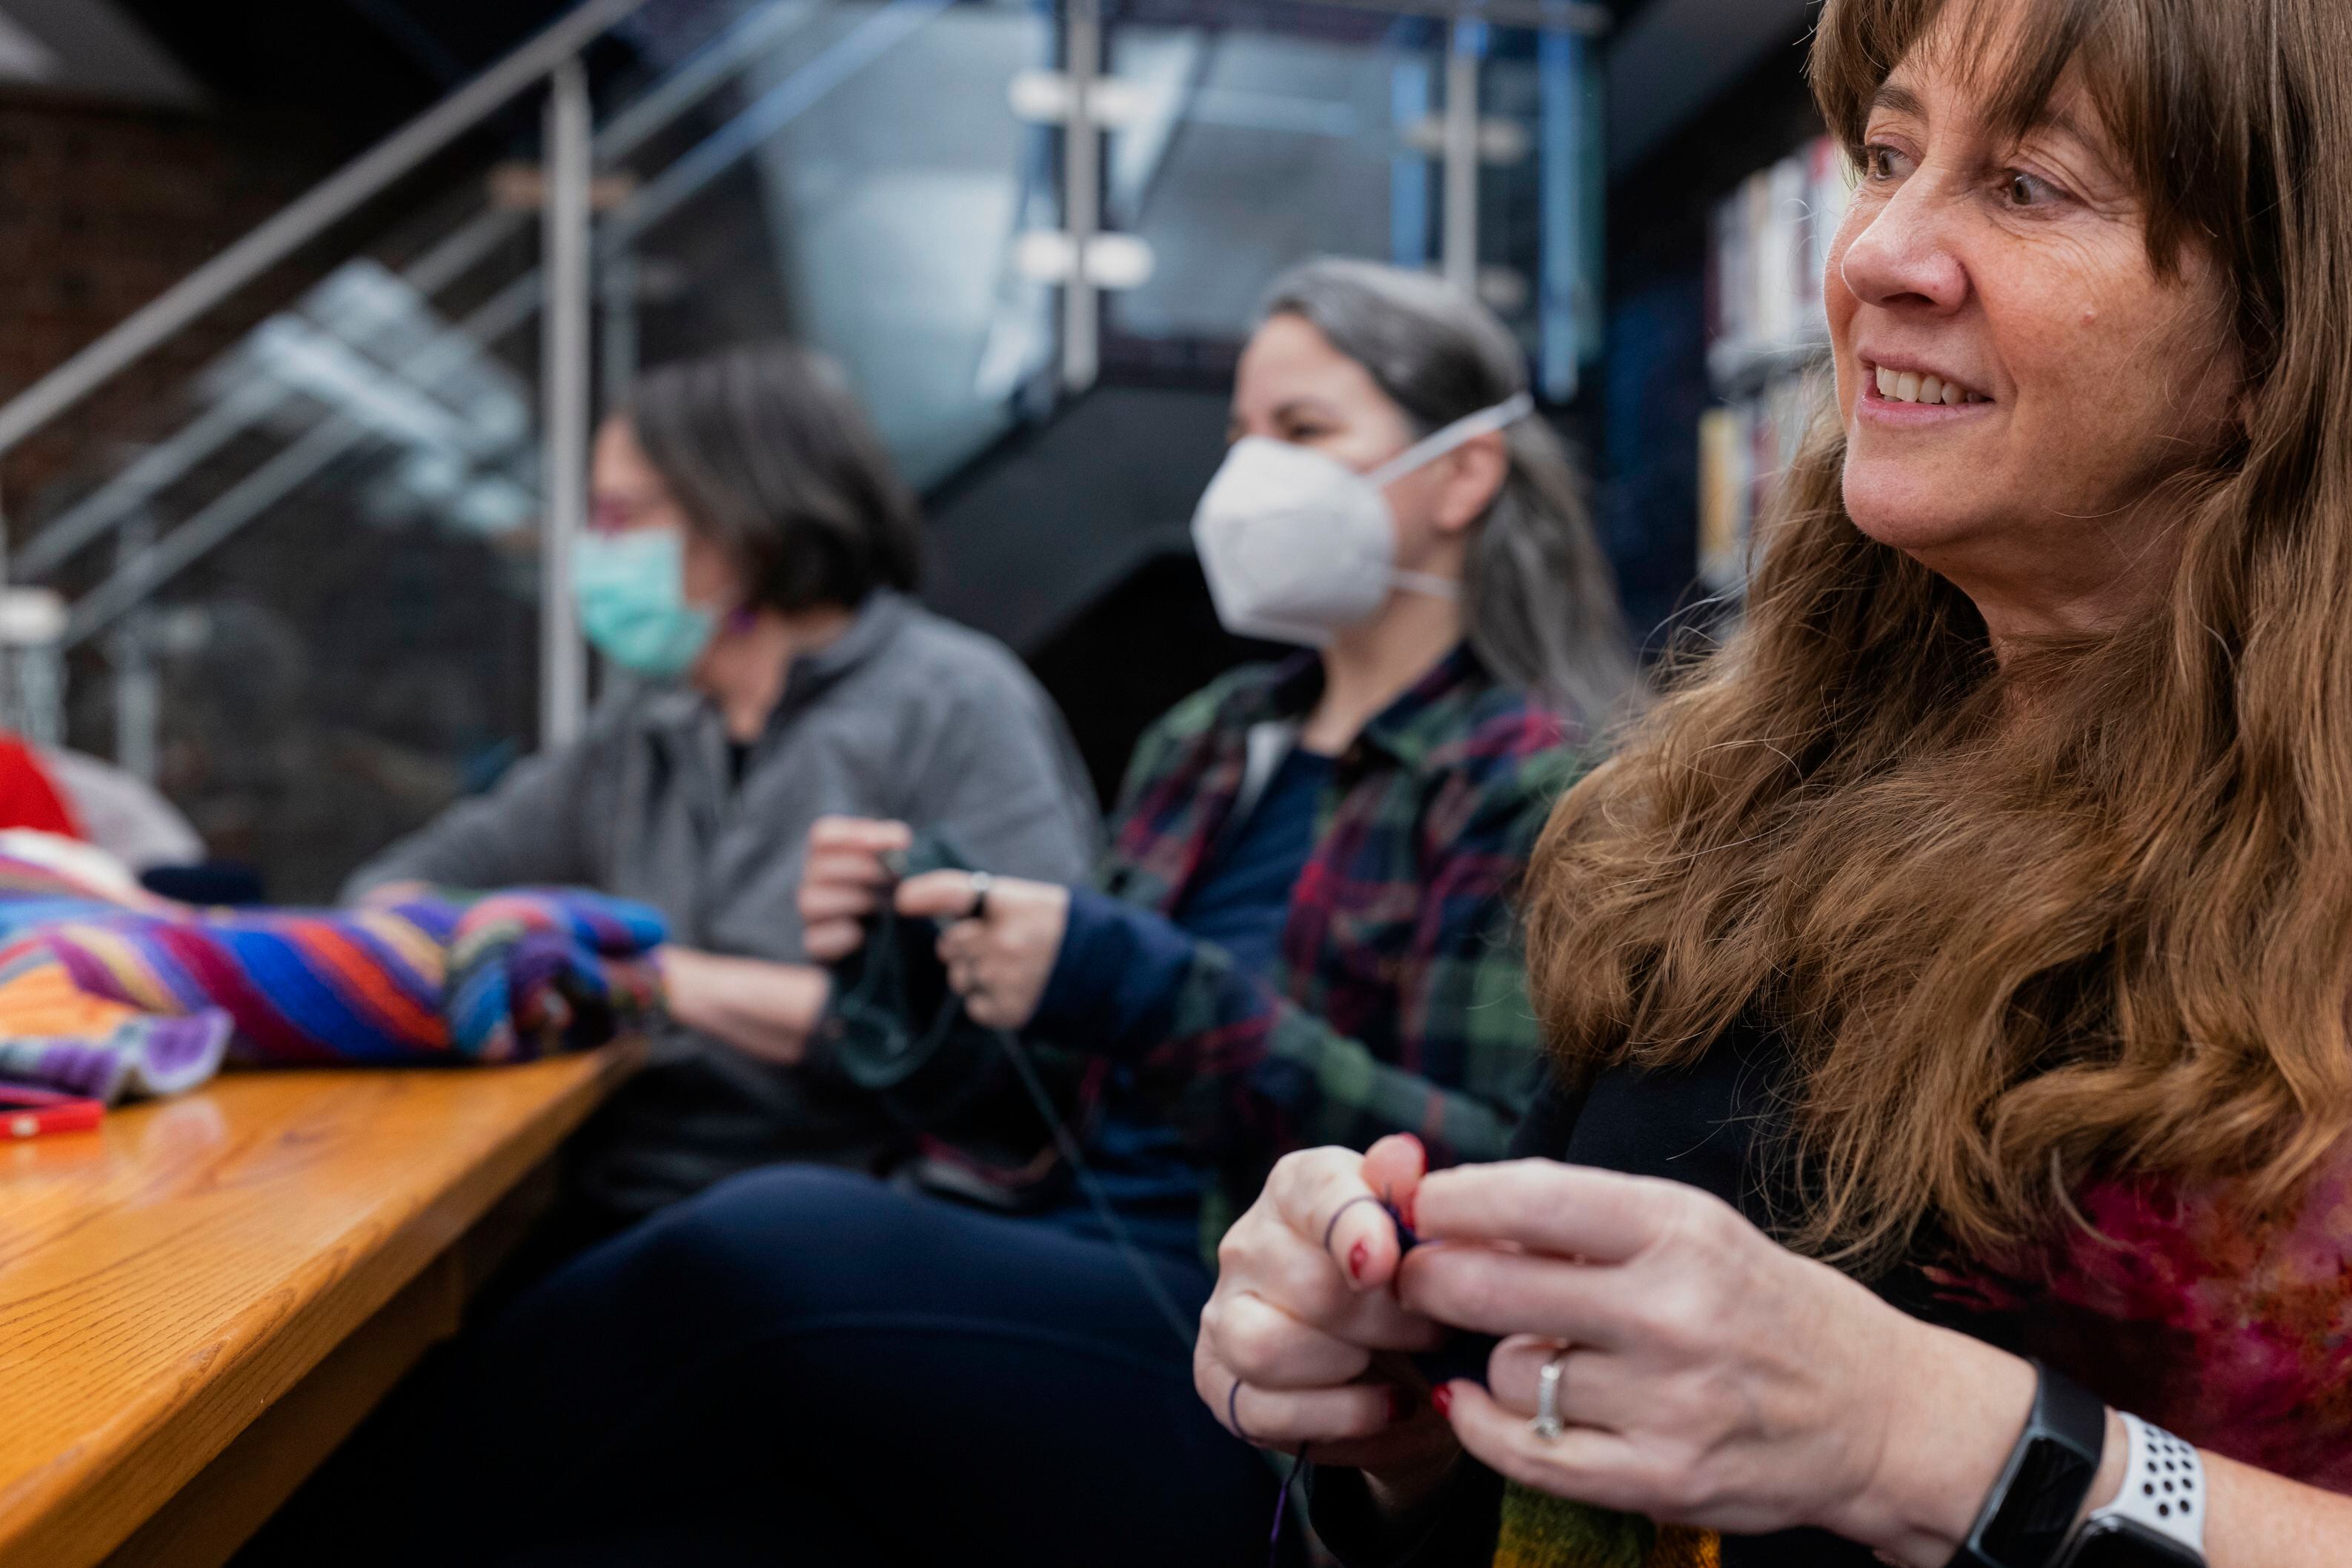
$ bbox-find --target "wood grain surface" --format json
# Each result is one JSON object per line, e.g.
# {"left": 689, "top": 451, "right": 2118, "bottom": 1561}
{"left": 0, "top": 1051, "right": 637, "bottom": 1568}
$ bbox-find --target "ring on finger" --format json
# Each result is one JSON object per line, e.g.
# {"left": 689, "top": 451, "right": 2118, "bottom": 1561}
{"left": 1530, "top": 1349, "right": 1569, "bottom": 1441}
{"left": 1227, "top": 1378, "right": 1258, "bottom": 1446}
{"left": 966, "top": 872, "right": 994, "bottom": 922}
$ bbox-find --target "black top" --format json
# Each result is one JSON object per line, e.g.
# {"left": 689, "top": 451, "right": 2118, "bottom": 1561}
{"left": 1309, "top": 1021, "right": 2020, "bottom": 1567}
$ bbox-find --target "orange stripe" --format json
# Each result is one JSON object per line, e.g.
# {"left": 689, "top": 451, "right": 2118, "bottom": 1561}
{"left": 301, "top": 926, "right": 446, "bottom": 1043}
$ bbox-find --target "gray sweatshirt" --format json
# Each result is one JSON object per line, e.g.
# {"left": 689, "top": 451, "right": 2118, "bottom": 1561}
{"left": 345, "top": 590, "right": 1099, "bottom": 1220}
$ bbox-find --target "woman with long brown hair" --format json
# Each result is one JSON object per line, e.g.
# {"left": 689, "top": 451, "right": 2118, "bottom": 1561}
{"left": 1196, "top": 0, "right": 2352, "bottom": 1563}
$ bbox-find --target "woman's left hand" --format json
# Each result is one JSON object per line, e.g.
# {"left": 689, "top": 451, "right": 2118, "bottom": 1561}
{"left": 1398, "top": 1160, "right": 2040, "bottom": 1567}
{"left": 894, "top": 870, "right": 1069, "bottom": 1031}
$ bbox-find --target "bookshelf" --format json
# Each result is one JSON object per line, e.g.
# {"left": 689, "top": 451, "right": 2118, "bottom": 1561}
{"left": 1697, "top": 136, "right": 1851, "bottom": 591}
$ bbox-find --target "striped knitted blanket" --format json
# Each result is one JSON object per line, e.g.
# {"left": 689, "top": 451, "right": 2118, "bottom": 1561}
{"left": 0, "top": 842, "right": 665, "bottom": 1104}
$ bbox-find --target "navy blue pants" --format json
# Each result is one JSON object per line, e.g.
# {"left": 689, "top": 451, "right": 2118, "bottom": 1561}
{"left": 375, "top": 1166, "right": 1288, "bottom": 1567}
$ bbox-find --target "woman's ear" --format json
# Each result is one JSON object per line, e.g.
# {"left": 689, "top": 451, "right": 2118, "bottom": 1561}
{"left": 1429, "top": 432, "right": 1510, "bottom": 535}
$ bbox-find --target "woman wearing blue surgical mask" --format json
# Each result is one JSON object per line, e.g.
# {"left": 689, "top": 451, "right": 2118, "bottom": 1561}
{"left": 344, "top": 342, "right": 1099, "bottom": 1243}
{"left": 356, "top": 261, "right": 1641, "bottom": 1568}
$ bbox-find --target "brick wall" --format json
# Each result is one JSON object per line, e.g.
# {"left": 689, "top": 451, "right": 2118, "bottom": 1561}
{"left": 0, "top": 87, "right": 344, "bottom": 506}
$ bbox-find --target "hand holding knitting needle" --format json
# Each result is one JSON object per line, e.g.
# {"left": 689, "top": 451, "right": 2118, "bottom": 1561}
{"left": 897, "top": 869, "right": 1067, "bottom": 1031}
{"left": 799, "top": 815, "right": 1067, "bottom": 1029}
{"left": 1195, "top": 1134, "right": 1464, "bottom": 1513}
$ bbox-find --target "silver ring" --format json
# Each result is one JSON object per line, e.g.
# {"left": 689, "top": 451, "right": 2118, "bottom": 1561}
{"left": 1530, "top": 1349, "right": 1567, "bottom": 1441}
{"left": 966, "top": 871, "right": 994, "bottom": 922}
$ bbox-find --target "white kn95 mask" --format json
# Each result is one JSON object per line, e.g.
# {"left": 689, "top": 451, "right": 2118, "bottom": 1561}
{"left": 1189, "top": 391, "right": 1534, "bottom": 647}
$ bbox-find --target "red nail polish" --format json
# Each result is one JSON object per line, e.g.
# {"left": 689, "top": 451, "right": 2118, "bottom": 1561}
{"left": 1431, "top": 1383, "right": 1453, "bottom": 1418}
{"left": 1347, "top": 1238, "right": 1369, "bottom": 1280}
{"left": 1396, "top": 1189, "right": 1418, "bottom": 1233}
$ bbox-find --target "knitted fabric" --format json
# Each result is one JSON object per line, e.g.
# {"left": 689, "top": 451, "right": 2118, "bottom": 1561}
{"left": 0, "top": 845, "right": 665, "bottom": 1103}
{"left": 1493, "top": 1488, "right": 1719, "bottom": 1568}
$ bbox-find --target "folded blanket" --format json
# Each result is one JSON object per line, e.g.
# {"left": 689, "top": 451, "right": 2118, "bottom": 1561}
{"left": 0, "top": 843, "right": 666, "bottom": 1104}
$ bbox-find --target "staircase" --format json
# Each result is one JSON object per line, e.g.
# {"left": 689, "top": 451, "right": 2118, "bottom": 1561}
{"left": 0, "top": 0, "right": 1608, "bottom": 899}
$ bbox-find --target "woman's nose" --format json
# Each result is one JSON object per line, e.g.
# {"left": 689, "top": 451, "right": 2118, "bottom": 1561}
{"left": 1838, "top": 179, "right": 1970, "bottom": 314}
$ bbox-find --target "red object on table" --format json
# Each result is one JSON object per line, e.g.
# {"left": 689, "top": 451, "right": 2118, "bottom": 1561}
{"left": 0, "top": 735, "right": 81, "bottom": 840}
{"left": 0, "top": 1083, "right": 104, "bottom": 1138}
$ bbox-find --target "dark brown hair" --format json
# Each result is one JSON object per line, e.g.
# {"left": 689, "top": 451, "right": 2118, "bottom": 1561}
{"left": 627, "top": 342, "right": 921, "bottom": 613}
{"left": 1525, "top": 0, "right": 2352, "bottom": 1265}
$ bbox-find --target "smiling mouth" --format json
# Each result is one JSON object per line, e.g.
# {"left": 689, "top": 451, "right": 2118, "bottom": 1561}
{"left": 1870, "top": 364, "right": 1992, "bottom": 406}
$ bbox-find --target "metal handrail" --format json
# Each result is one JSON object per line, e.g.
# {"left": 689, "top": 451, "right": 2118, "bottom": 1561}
{"left": 0, "top": 0, "right": 654, "bottom": 462}
{"left": 49, "top": 0, "right": 957, "bottom": 650}
{"left": 10, "top": 0, "right": 838, "bottom": 585}
{"left": 6, "top": 0, "right": 1608, "bottom": 759}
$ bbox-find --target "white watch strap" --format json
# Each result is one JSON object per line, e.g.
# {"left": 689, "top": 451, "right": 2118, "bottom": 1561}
{"left": 2084, "top": 1412, "right": 2205, "bottom": 1552}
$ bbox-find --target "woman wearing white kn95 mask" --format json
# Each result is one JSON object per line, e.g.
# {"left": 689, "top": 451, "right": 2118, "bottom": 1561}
{"left": 1193, "top": 369, "right": 1531, "bottom": 652}
{"left": 1194, "top": 257, "right": 1637, "bottom": 753}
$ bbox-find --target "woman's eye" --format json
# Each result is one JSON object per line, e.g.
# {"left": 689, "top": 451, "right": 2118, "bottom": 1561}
{"left": 2003, "top": 170, "right": 2059, "bottom": 207}
{"left": 1861, "top": 143, "right": 1911, "bottom": 183}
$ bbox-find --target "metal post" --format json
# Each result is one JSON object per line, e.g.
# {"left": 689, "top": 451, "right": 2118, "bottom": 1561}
{"left": 113, "top": 515, "right": 159, "bottom": 782}
{"left": 1538, "top": 21, "right": 1582, "bottom": 401}
{"left": 1061, "top": 0, "right": 1102, "bottom": 393}
{"left": 541, "top": 56, "right": 593, "bottom": 750}
{"left": 1441, "top": 21, "right": 1481, "bottom": 297}
{"left": 0, "top": 482, "right": 14, "bottom": 740}
{"left": 602, "top": 245, "right": 641, "bottom": 413}
{"left": 1389, "top": 56, "right": 1432, "bottom": 270}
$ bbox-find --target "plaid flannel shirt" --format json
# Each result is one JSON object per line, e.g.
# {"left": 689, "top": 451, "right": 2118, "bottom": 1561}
{"left": 1092, "top": 646, "right": 1589, "bottom": 1233}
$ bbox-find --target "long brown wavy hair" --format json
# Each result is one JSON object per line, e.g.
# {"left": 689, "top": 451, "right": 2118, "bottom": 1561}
{"left": 1526, "top": 0, "right": 2352, "bottom": 1266}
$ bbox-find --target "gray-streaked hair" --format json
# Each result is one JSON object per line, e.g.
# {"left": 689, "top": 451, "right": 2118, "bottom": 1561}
{"left": 626, "top": 342, "right": 922, "bottom": 614}
{"left": 1258, "top": 257, "right": 1640, "bottom": 724}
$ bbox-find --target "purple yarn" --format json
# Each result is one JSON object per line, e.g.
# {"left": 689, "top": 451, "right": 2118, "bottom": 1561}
{"left": 138, "top": 1014, "right": 233, "bottom": 1092}
{"left": 1269, "top": 1448, "right": 1305, "bottom": 1562}
{"left": 2, "top": 1042, "right": 126, "bottom": 1100}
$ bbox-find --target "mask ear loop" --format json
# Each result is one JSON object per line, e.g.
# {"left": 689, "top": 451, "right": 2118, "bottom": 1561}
{"left": 1361, "top": 391, "right": 1533, "bottom": 601}
{"left": 1363, "top": 390, "right": 1535, "bottom": 489}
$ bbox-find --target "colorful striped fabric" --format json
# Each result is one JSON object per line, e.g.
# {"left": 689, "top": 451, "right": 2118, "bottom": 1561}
{"left": 0, "top": 843, "right": 665, "bottom": 1104}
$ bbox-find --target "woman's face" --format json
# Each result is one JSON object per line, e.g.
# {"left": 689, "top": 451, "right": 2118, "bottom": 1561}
{"left": 1826, "top": 4, "right": 2240, "bottom": 640}
{"left": 590, "top": 416, "right": 744, "bottom": 611}
{"left": 1228, "top": 313, "right": 1501, "bottom": 577}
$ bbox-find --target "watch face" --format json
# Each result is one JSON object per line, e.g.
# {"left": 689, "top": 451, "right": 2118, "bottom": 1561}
{"left": 2068, "top": 1521, "right": 2205, "bottom": 1568}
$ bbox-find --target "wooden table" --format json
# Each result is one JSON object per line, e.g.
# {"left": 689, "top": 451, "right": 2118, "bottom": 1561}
{"left": 0, "top": 1049, "right": 638, "bottom": 1568}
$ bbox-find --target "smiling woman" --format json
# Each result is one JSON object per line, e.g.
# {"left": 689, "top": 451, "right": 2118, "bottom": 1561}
{"left": 1199, "top": 0, "right": 2352, "bottom": 1565}
{"left": 1825, "top": 0, "right": 2246, "bottom": 646}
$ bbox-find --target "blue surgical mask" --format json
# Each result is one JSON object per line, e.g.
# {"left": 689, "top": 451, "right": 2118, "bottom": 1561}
{"left": 573, "top": 527, "right": 716, "bottom": 678}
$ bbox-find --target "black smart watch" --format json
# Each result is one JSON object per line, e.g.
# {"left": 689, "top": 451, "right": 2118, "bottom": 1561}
{"left": 1947, "top": 1362, "right": 2107, "bottom": 1568}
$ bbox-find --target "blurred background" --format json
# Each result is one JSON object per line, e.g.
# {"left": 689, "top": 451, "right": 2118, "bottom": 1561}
{"left": 0, "top": 0, "right": 1832, "bottom": 900}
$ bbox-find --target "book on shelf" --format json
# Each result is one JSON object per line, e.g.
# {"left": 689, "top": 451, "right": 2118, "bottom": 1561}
{"left": 1697, "top": 347, "right": 1827, "bottom": 592}
{"left": 1699, "top": 136, "right": 1853, "bottom": 588}
{"left": 1707, "top": 136, "right": 1853, "bottom": 383}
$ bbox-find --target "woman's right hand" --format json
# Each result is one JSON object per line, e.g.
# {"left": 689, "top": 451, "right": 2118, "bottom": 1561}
{"left": 798, "top": 817, "right": 914, "bottom": 963}
{"left": 1195, "top": 1135, "right": 1464, "bottom": 1509}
